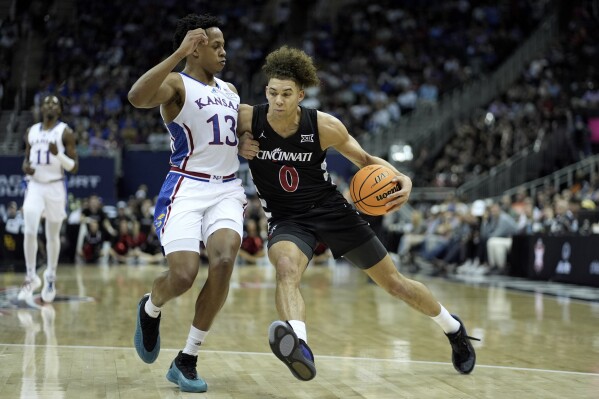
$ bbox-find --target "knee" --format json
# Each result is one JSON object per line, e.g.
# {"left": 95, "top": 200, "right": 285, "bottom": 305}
{"left": 208, "top": 255, "right": 235, "bottom": 283}
{"left": 168, "top": 266, "right": 197, "bottom": 292}
{"left": 23, "top": 216, "right": 40, "bottom": 236}
{"left": 274, "top": 256, "right": 301, "bottom": 283}
{"left": 24, "top": 232, "right": 37, "bottom": 239}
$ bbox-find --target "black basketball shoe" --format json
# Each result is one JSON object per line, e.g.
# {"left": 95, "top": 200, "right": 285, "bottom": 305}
{"left": 134, "top": 294, "right": 161, "bottom": 363}
{"left": 445, "top": 315, "right": 480, "bottom": 374}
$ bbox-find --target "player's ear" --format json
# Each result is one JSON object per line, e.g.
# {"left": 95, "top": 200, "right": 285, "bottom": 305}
{"left": 191, "top": 45, "right": 200, "bottom": 58}
{"left": 298, "top": 89, "right": 305, "bottom": 102}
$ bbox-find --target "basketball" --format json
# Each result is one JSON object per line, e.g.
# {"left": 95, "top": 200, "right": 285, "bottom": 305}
{"left": 349, "top": 165, "right": 401, "bottom": 216}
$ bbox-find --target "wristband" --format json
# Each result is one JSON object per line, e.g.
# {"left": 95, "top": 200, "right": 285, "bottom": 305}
{"left": 55, "top": 152, "right": 76, "bottom": 171}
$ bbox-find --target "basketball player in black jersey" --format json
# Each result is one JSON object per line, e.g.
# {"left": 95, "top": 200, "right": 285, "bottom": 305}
{"left": 237, "top": 46, "right": 479, "bottom": 381}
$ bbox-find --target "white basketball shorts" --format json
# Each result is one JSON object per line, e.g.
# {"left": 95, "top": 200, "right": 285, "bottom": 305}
{"left": 22, "top": 179, "right": 67, "bottom": 227}
{"left": 153, "top": 170, "right": 247, "bottom": 255}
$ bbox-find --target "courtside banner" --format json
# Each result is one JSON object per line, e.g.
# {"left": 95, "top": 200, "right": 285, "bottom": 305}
{"left": 511, "top": 234, "right": 599, "bottom": 288}
{"left": 0, "top": 156, "right": 116, "bottom": 204}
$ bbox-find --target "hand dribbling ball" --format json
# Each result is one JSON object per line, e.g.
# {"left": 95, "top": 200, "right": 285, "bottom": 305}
{"left": 349, "top": 165, "right": 401, "bottom": 216}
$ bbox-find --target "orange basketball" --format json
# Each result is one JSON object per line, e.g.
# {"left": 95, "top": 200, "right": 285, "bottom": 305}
{"left": 349, "top": 165, "right": 401, "bottom": 216}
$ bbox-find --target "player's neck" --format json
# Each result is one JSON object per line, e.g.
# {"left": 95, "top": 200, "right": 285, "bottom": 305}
{"left": 42, "top": 118, "right": 59, "bottom": 130}
{"left": 182, "top": 67, "right": 216, "bottom": 87}
{"left": 266, "top": 107, "right": 300, "bottom": 136}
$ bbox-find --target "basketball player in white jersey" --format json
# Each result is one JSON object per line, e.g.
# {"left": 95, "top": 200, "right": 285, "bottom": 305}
{"left": 128, "top": 14, "right": 246, "bottom": 393}
{"left": 18, "top": 95, "right": 78, "bottom": 303}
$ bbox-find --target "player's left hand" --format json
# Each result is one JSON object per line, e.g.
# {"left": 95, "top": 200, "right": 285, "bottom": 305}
{"left": 385, "top": 174, "right": 412, "bottom": 212}
{"left": 48, "top": 141, "right": 58, "bottom": 155}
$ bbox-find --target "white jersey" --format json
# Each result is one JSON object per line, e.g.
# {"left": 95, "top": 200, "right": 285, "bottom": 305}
{"left": 163, "top": 73, "right": 240, "bottom": 176}
{"left": 27, "top": 121, "right": 68, "bottom": 183}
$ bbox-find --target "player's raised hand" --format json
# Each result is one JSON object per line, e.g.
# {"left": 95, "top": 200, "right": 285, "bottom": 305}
{"left": 177, "top": 28, "right": 209, "bottom": 57}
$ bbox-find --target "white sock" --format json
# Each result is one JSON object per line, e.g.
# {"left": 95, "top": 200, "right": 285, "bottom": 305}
{"left": 182, "top": 326, "right": 209, "bottom": 356}
{"left": 23, "top": 233, "right": 38, "bottom": 279}
{"left": 431, "top": 304, "right": 460, "bottom": 334}
{"left": 144, "top": 294, "right": 161, "bottom": 318}
{"left": 288, "top": 320, "right": 307, "bottom": 342}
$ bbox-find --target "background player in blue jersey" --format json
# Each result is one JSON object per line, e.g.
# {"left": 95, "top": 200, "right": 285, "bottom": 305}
{"left": 128, "top": 14, "right": 246, "bottom": 393}
{"left": 237, "top": 46, "right": 479, "bottom": 381}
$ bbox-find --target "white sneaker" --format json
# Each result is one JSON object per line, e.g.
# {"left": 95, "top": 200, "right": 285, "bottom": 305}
{"left": 473, "top": 264, "right": 489, "bottom": 275}
{"left": 17, "top": 275, "right": 42, "bottom": 301}
{"left": 456, "top": 260, "right": 472, "bottom": 274}
{"left": 41, "top": 273, "right": 56, "bottom": 303}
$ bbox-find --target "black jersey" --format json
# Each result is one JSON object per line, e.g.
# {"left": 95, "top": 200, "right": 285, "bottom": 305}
{"left": 249, "top": 104, "right": 337, "bottom": 217}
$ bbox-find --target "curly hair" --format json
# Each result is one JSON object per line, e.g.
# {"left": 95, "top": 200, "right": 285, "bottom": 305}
{"left": 173, "top": 14, "right": 222, "bottom": 51}
{"left": 262, "top": 46, "right": 320, "bottom": 89}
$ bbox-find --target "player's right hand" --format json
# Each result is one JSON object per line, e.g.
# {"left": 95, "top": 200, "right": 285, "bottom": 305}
{"left": 178, "top": 28, "right": 209, "bottom": 57}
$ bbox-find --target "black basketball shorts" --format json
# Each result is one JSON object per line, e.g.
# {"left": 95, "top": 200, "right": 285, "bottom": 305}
{"left": 267, "top": 191, "right": 387, "bottom": 269}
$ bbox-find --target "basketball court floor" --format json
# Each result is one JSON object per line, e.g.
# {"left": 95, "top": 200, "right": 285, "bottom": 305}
{"left": 0, "top": 260, "right": 598, "bottom": 398}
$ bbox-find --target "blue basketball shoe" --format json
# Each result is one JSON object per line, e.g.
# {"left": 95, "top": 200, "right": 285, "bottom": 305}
{"left": 166, "top": 351, "right": 208, "bottom": 393}
{"left": 268, "top": 320, "right": 316, "bottom": 381}
{"left": 134, "top": 294, "right": 161, "bottom": 363}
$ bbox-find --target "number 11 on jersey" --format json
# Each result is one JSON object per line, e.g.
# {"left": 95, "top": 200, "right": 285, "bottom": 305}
{"left": 36, "top": 149, "right": 50, "bottom": 165}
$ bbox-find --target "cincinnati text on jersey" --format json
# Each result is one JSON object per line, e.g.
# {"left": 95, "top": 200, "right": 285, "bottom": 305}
{"left": 257, "top": 148, "right": 313, "bottom": 162}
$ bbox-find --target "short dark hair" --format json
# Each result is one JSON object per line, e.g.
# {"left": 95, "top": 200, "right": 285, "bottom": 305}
{"left": 262, "top": 46, "right": 320, "bottom": 89}
{"left": 173, "top": 14, "right": 223, "bottom": 51}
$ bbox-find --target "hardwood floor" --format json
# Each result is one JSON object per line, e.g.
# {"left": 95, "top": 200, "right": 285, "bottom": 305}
{"left": 1, "top": 262, "right": 598, "bottom": 398}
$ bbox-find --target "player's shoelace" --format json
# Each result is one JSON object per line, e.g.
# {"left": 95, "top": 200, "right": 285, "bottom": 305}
{"left": 448, "top": 330, "right": 480, "bottom": 354}
{"left": 177, "top": 353, "right": 199, "bottom": 379}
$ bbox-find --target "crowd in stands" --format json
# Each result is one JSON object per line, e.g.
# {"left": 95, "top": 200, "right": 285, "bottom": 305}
{"left": 306, "top": 0, "right": 546, "bottom": 137}
{"left": 414, "top": 4, "right": 599, "bottom": 188}
{"left": 3, "top": 0, "right": 548, "bottom": 152}
{"left": 0, "top": 18, "right": 14, "bottom": 109}
{"left": 388, "top": 174, "right": 599, "bottom": 277}
{"left": 25, "top": 0, "right": 277, "bottom": 152}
